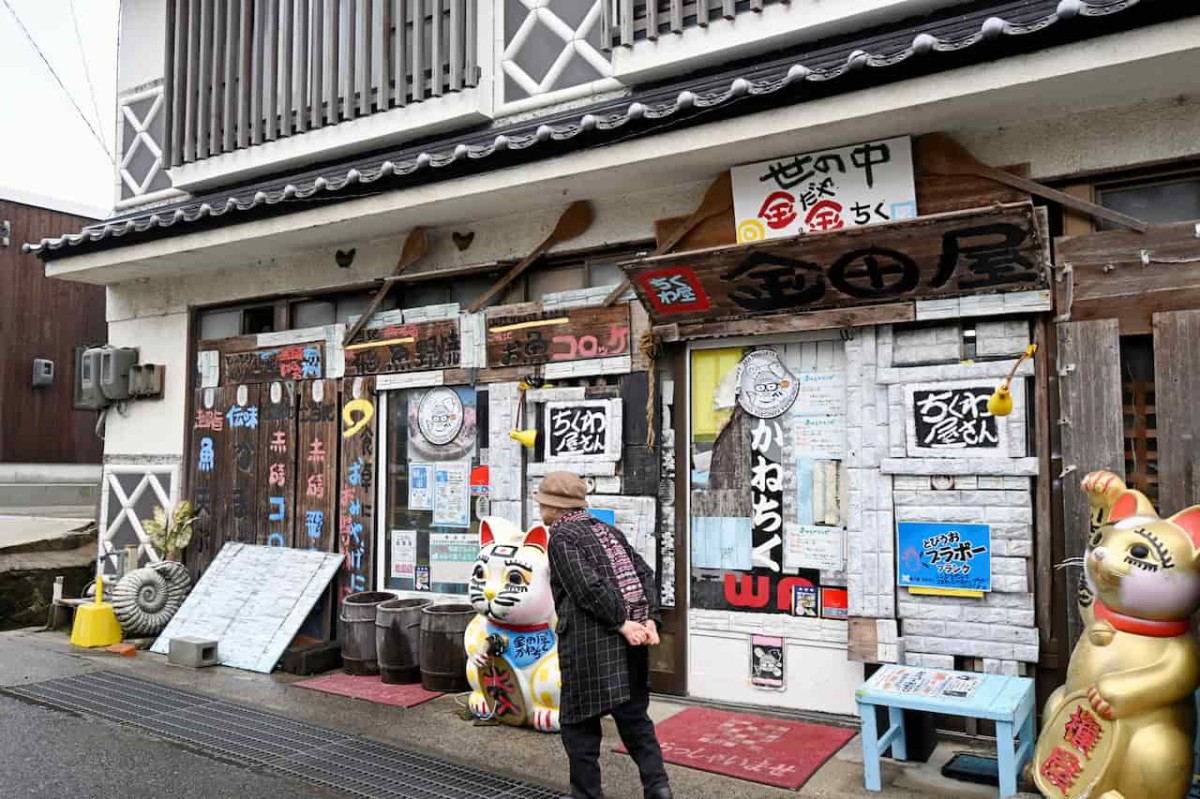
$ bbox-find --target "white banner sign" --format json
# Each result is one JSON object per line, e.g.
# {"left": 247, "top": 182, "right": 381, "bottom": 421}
{"left": 732, "top": 136, "right": 916, "bottom": 243}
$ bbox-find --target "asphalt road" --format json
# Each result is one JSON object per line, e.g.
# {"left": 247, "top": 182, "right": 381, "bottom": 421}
{"left": 0, "top": 693, "right": 346, "bottom": 799}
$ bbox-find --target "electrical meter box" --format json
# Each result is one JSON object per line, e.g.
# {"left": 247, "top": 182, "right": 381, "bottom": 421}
{"left": 31, "top": 358, "right": 54, "bottom": 388}
{"left": 100, "top": 347, "right": 139, "bottom": 401}
{"left": 75, "top": 348, "right": 107, "bottom": 410}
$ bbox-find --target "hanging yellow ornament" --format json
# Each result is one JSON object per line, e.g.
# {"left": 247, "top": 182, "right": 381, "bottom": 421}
{"left": 988, "top": 344, "right": 1037, "bottom": 417}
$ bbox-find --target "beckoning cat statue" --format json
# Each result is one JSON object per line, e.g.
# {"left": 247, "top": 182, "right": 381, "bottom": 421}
{"left": 464, "top": 516, "right": 561, "bottom": 732}
{"left": 1033, "top": 471, "right": 1200, "bottom": 799}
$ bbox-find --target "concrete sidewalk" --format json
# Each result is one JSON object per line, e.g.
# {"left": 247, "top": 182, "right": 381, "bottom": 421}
{"left": 0, "top": 628, "right": 1011, "bottom": 799}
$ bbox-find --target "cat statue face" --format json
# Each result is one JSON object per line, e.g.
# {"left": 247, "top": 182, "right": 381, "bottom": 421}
{"left": 467, "top": 516, "right": 555, "bottom": 627}
{"left": 1082, "top": 471, "right": 1200, "bottom": 623}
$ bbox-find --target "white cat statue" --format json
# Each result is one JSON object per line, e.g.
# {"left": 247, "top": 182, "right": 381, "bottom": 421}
{"left": 464, "top": 516, "right": 561, "bottom": 732}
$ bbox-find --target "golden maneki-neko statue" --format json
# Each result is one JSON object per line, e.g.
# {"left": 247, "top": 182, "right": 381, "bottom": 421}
{"left": 1033, "top": 471, "right": 1200, "bottom": 799}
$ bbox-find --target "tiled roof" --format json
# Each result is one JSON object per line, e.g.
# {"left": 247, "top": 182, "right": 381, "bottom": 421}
{"left": 27, "top": 0, "right": 1155, "bottom": 257}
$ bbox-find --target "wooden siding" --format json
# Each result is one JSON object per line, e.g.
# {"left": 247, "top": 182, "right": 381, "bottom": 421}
{"left": 0, "top": 199, "right": 105, "bottom": 464}
{"left": 166, "top": 0, "right": 480, "bottom": 165}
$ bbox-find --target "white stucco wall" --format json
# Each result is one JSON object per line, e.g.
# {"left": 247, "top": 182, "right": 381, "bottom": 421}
{"left": 104, "top": 311, "right": 189, "bottom": 457}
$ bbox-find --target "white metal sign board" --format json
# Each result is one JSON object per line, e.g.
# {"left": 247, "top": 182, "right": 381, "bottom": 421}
{"left": 731, "top": 136, "right": 917, "bottom": 243}
{"left": 151, "top": 543, "right": 343, "bottom": 673}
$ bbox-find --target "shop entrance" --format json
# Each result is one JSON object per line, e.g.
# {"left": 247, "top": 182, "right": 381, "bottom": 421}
{"left": 685, "top": 333, "right": 860, "bottom": 715}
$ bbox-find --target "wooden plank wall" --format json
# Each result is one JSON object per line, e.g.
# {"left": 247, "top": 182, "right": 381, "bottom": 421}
{"left": 0, "top": 199, "right": 105, "bottom": 463}
{"left": 187, "top": 385, "right": 233, "bottom": 582}
{"left": 258, "top": 380, "right": 297, "bottom": 547}
{"left": 224, "top": 382, "right": 262, "bottom": 545}
{"left": 1153, "top": 310, "right": 1200, "bottom": 515}
{"left": 338, "top": 376, "right": 377, "bottom": 600}
{"left": 296, "top": 379, "right": 338, "bottom": 551}
{"left": 1057, "top": 319, "right": 1124, "bottom": 648}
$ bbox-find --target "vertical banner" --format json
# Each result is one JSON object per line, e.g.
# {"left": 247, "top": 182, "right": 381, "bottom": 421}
{"left": 339, "top": 376, "right": 377, "bottom": 600}
{"left": 188, "top": 386, "right": 233, "bottom": 580}
{"left": 258, "top": 381, "right": 296, "bottom": 548}
{"left": 748, "top": 415, "right": 785, "bottom": 573}
{"left": 296, "top": 379, "right": 338, "bottom": 552}
{"left": 223, "top": 383, "right": 262, "bottom": 546}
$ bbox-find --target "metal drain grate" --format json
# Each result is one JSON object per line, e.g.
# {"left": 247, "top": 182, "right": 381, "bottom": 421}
{"left": 6, "top": 671, "right": 561, "bottom": 799}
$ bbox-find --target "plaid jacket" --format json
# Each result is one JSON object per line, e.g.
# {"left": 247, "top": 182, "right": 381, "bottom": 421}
{"left": 549, "top": 512, "right": 661, "bottom": 723}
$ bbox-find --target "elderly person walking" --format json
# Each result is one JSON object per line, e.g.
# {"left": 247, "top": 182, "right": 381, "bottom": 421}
{"left": 535, "top": 471, "right": 673, "bottom": 799}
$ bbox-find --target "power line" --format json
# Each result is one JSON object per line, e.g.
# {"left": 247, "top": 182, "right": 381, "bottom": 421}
{"left": 1, "top": 0, "right": 115, "bottom": 164}
{"left": 69, "top": 0, "right": 109, "bottom": 157}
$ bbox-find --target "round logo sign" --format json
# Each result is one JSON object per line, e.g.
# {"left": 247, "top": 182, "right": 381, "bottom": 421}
{"left": 417, "top": 388, "right": 464, "bottom": 446}
{"left": 736, "top": 349, "right": 799, "bottom": 419}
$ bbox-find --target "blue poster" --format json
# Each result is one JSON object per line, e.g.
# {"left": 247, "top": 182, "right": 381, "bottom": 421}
{"left": 897, "top": 522, "right": 992, "bottom": 592}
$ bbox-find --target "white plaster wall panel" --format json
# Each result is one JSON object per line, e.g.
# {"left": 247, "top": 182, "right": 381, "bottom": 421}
{"left": 101, "top": 179, "right": 715, "bottom": 322}
{"left": 104, "top": 313, "right": 190, "bottom": 457}
{"left": 488, "top": 383, "right": 524, "bottom": 510}
{"left": 688, "top": 630, "right": 863, "bottom": 716}
{"left": 118, "top": 0, "right": 168, "bottom": 93}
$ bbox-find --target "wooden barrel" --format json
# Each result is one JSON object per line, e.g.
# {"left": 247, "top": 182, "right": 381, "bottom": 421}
{"left": 419, "top": 603, "right": 475, "bottom": 692}
{"left": 339, "top": 591, "right": 392, "bottom": 675}
{"left": 375, "top": 598, "right": 432, "bottom": 684}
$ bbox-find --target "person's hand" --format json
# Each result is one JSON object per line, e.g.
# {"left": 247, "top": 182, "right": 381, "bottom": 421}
{"left": 620, "top": 620, "right": 648, "bottom": 646}
{"left": 643, "top": 620, "right": 661, "bottom": 646}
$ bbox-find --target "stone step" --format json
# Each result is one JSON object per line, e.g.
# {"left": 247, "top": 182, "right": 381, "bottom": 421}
{"left": 0, "top": 482, "right": 100, "bottom": 509}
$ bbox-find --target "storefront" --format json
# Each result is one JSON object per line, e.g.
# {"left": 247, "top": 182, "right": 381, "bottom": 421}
{"left": 172, "top": 131, "right": 1060, "bottom": 716}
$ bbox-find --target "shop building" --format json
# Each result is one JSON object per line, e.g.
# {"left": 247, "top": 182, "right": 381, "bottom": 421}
{"left": 27, "top": 0, "right": 1200, "bottom": 715}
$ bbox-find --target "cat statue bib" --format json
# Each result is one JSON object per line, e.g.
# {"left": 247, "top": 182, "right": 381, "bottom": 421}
{"left": 464, "top": 516, "right": 561, "bottom": 732}
{"left": 1034, "top": 471, "right": 1200, "bottom": 799}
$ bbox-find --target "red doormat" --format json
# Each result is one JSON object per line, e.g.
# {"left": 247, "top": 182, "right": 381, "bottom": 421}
{"left": 295, "top": 672, "right": 444, "bottom": 708}
{"left": 618, "top": 707, "right": 856, "bottom": 790}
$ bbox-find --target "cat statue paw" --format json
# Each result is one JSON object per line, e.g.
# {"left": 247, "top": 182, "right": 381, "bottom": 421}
{"left": 464, "top": 516, "right": 561, "bottom": 733}
{"left": 1033, "top": 472, "right": 1200, "bottom": 799}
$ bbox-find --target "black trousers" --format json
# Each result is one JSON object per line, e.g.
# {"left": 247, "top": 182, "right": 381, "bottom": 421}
{"left": 560, "top": 649, "right": 670, "bottom": 799}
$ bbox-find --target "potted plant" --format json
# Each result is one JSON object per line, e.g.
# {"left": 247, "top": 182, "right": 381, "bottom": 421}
{"left": 142, "top": 501, "right": 198, "bottom": 562}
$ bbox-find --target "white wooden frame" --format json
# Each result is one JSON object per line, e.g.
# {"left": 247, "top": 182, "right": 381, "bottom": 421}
{"left": 97, "top": 463, "right": 181, "bottom": 574}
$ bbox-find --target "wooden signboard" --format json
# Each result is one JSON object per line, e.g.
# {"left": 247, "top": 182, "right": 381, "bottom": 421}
{"left": 338, "top": 376, "right": 377, "bottom": 601}
{"left": 621, "top": 203, "right": 1049, "bottom": 326}
{"left": 223, "top": 343, "right": 324, "bottom": 385}
{"left": 257, "top": 381, "right": 297, "bottom": 548}
{"left": 296, "top": 379, "right": 338, "bottom": 552}
{"left": 187, "top": 385, "right": 233, "bottom": 581}
{"left": 223, "top": 383, "right": 262, "bottom": 546}
{"left": 343, "top": 319, "right": 460, "bottom": 377}
{"left": 485, "top": 304, "right": 632, "bottom": 368}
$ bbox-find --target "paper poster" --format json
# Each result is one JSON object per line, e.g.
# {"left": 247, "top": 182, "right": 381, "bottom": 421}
{"left": 390, "top": 530, "right": 417, "bottom": 579}
{"left": 732, "top": 136, "right": 916, "bottom": 243}
{"left": 897, "top": 521, "right": 992, "bottom": 592}
{"left": 408, "top": 387, "right": 477, "bottom": 461}
{"left": 871, "top": 666, "right": 982, "bottom": 700}
{"left": 792, "top": 416, "right": 845, "bottom": 460}
{"left": 692, "top": 516, "right": 753, "bottom": 571}
{"left": 750, "top": 635, "right": 785, "bottom": 689}
{"left": 409, "top": 462, "right": 433, "bottom": 511}
{"left": 784, "top": 523, "right": 845, "bottom": 572}
{"left": 415, "top": 565, "right": 431, "bottom": 591}
{"left": 793, "top": 372, "right": 845, "bottom": 417}
{"left": 429, "top": 532, "right": 479, "bottom": 585}
{"left": 433, "top": 461, "right": 471, "bottom": 528}
{"left": 820, "top": 587, "right": 849, "bottom": 620}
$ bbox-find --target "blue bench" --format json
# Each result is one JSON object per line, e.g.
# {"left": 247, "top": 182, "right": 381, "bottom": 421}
{"left": 856, "top": 665, "right": 1036, "bottom": 798}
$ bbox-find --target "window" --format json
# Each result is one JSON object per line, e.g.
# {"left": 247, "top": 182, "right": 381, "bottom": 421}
{"left": 241, "top": 305, "right": 276, "bottom": 334}
{"left": 382, "top": 387, "right": 485, "bottom": 594}
{"left": 198, "top": 309, "right": 240, "bottom": 340}
{"left": 1097, "top": 175, "right": 1200, "bottom": 228}
{"left": 292, "top": 300, "right": 336, "bottom": 328}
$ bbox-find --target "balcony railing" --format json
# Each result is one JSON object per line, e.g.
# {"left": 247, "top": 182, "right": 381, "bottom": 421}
{"left": 606, "top": 0, "right": 784, "bottom": 48}
{"left": 165, "top": 0, "right": 480, "bottom": 166}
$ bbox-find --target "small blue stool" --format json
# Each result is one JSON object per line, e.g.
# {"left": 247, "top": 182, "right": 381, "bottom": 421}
{"left": 856, "top": 665, "right": 1036, "bottom": 798}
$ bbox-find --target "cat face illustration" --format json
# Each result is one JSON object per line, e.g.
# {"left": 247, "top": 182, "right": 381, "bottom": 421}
{"left": 1081, "top": 471, "right": 1200, "bottom": 622}
{"left": 468, "top": 517, "right": 555, "bottom": 626}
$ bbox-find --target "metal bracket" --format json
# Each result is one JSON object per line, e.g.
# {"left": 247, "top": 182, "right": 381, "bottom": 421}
{"left": 1058, "top": 363, "right": 1076, "bottom": 377}
{"left": 1059, "top": 464, "right": 1078, "bottom": 479}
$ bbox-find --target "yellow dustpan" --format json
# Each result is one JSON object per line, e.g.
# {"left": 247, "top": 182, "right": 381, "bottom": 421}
{"left": 71, "top": 574, "right": 123, "bottom": 648}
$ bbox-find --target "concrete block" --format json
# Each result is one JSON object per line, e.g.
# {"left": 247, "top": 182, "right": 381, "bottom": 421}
{"left": 168, "top": 636, "right": 218, "bottom": 668}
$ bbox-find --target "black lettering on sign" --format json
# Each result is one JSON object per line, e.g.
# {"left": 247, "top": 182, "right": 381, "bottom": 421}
{"left": 911, "top": 386, "right": 999, "bottom": 450}
{"left": 545, "top": 402, "right": 615, "bottom": 460}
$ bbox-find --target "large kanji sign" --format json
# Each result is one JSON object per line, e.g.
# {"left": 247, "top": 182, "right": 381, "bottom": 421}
{"left": 620, "top": 203, "right": 1049, "bottom": 326}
